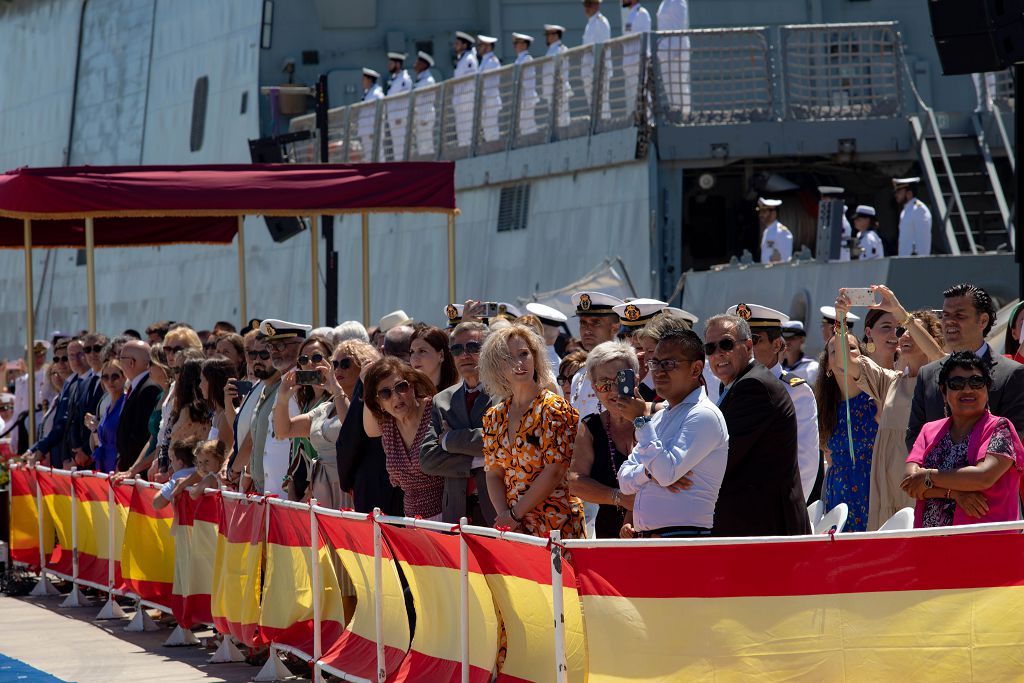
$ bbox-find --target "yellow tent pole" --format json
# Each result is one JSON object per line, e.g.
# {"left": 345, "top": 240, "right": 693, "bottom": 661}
{"left": 85, "top": 216, "right": 96, "bottom": 332}
{"left": 447, "top": 213, "right": 456, "bottom": 305}
{"left": 362, "top": 212, "right": 370, "bottom": 327}
{"left": 310, "top": 215, "right": 320, "bottom": 328}
{"left": 23, "top": 219, "right": 36, "bottom": 442}
{"left": 237, "top": 216, "right": 247, "bottom": 324}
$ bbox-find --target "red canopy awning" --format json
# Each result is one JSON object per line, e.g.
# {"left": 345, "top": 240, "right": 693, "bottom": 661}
{"left": 0, "top": 163, "right": 456, "bottom": 248}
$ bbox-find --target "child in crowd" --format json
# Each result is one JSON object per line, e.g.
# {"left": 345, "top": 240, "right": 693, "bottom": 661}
{"left": 188, "top": 439, "right": 228, "bottom": 499}
{"left": 152, "top": 437, "right": 199, "bottom": 510}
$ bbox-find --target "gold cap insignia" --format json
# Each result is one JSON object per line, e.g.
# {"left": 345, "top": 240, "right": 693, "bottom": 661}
{"left": 498, "top": 304, "right": 507, "bottom": 315}
{"left": 265, "top": 323, "right": 277, "bottom": 336}
{"left": 445, "top": 305, "right": 459, "bottom": 321}
{"left": 579, "top": 294, "right": 592, "bottom": 311}
{"left": 624, "top": 304, "right": 641, "bottom": 321}
{"left": 736, "top": 304, "right": 752, "bottom": 321}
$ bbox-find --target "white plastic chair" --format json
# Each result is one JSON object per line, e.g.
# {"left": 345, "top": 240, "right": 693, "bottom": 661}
{"left": 813, "top": 503, "right": 849, "bottom": 534}
{"left": 807, "top": 500, "right": 825, "bottom": 529}
{"left": 878, "top": 507, "right": 915, "bottom": 531}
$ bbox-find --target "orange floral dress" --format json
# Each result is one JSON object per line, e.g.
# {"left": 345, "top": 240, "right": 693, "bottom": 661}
{"left": 482, "top": 390, "right": 585, "bottom": 539}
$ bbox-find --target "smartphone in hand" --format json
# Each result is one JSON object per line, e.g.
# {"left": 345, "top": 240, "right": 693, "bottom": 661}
{"left": 844, "top": 287, "right": 879, "bottom": 307}
{"left": 295, "top": 370, "right": 323, "bottom": 386}
{"left": 617, "top": 369, "right": 636, "bottom": 398}
{"left": 232, "top": 379, "right": 254, "bottom": 396}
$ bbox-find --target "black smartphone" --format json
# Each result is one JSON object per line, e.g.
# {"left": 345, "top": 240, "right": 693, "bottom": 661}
{"left": 295, "top": 370, "right": 323, "bottom": 386}
{"left": 232, "top": 379, "right": 254, "bottom": 396}
{"left": 617, "top": 368, "right": 636, "bottom": 398}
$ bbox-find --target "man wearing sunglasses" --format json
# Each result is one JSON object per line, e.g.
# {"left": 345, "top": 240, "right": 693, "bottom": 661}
{"left": 420, "top": 322, "right": 498, "bottom": 525}
{"left": 569, "top": 291, "right": 625, "bottom": 420}
{"left": 27, "top": 338, "right": 78, "bottom": 467}
{"left": 704, "top": 313, "right": 810, "bottom": 537}
{"left": 64, "top": 336, "right": 107, "bottom": 468}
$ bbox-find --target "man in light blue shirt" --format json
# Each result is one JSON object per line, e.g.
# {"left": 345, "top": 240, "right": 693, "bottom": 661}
{"left": 618, "top": 326, "right": 729, "bottom": 537}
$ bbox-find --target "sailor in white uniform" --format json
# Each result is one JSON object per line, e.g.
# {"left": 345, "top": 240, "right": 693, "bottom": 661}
{"left": 581, "top": 0, "right": 611, "bottom": 121}
{"left": 385, "top": 52, "right": 413, "bottom": 161}
{"left": 513, "top": 33, "right": 539, "bottom": 136}
{"left": 357, "top": 68, "right": 384, "bottom": 162}
{"left": 756, "top": 197, "right": 793, "bottom": 264}
{"left": 656, "top": 0, "right": 690, "bottom": 113}
{"left": 853, "top": 205, "right": 884, "bottom": 260}
{"left": 443, "top": 303, "right": 464, "bottom": 330}
{"left": 728, "top": 303, "right": 820, "bottom": 501}
{"left": 477, "top": 35, "right": 502, "bottom": 143}
{"left": 621, "top": 0, "right": 651, "bottom": 101}
{"left": 569, "top": 291, "right": 624, "bottom": 420}
{"left": 525, "top": 302, "right": 568, "bottom": 375}
{"left": 11, "top": 340, "right": 52, "bottom": 453}
{"left": 543, "top": 25, "right": 572, "bottom": 127}
{"left": 452, "top": 31, "right": 479, "bottom": 148}
{"left": 819, "top": 186, "right": 852, "bottom": 262}
{"left": 893, "top": 177, "right": 932, "bottom": 257}
{"left": 780, "top": 321, "right": 819, "bottom": 387}
{"left": 412, "top": 52, "right": 437, "bottom": 157}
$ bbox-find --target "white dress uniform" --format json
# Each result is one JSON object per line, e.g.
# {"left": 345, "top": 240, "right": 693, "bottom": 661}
{"left": 622, "top": 3, "right": 652, "bottom": 101}
{"left": 452, "top": 47, "right": 479, "bottom": 148}
{"left": 656, "top": 0, "right": 691, "bottom": 113}
{"left": 357, "top": 76, "right": 385, "bottom": 162}
{"left": 898, "top": 197, "right": 932, "bottom": 257}
{"left": 771, "top": 363, "right": 819, "bottom": 501}
{"left": 385, "top": 64, "right": 413, "bottom": 161}
{"left": 413, "top": 62, "right": 437, "bottom": 156}
{"left": 838, "top": 214, "right": 853, "bottom": 261}
{"left": 582, "top": 11, "right": 612, "bottom": 121}
{"left": 783, "top": 355, "right": 819, "bottom": 387}
{"left": 568, "top": 290, "right": 624, "bottom": 420}
{"left": 858, "top": 229, "right": 884, "bottom": 259}
{"left": 760, "top": 220, "right": 793, "bottom": 264}
{"left": 478, "top": 47, "right": 503, "bottom": 142}
{"left": 515, "top": 47, "right": 539, "bottom": 135}
{"left": 543, "top": 31, "right": 573, "bottom": 127}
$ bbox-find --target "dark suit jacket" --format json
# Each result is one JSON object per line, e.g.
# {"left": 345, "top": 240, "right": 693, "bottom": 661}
{"left": 66, "top": 373, "right": 104, "bottom": 455}
{"left": 336, "top": 379, "right": 403, "bottom": 515}
{"left": 115, "top": 372, "right": 162, "bottom": 472}
{"left": 712, "top": 361, "right": 811, "bottom": 537}
{"left": 906, "top": 346, "right": 1024, "bottom": 450}
{"left": 31, "top": 374, "right": 78, "bottom": 466}
{"left": 420, "top": 381, "right": 497, "bottom": 525}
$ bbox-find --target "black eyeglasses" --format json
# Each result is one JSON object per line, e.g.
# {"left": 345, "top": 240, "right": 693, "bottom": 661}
{"left": 82, "top": 345, "right": 105, "bottom": 354}
{"left": 450, "top": 341, "right": 483, "bottom": 357}
{"left": 53, "top": 355, "right": 69, "bottom": 363}
{"left": 945, "top": 375, "right": 987, "bottom": 391}
{"left": 165, "top": 345, "right": 184, "bottom": 354}
{"left": 332, "top": 357, "right": 354, "bottom": 370}
{"left": 647, "top": 358, "right": 697, "bottom": 373}
{"left": 247, "top": 350, "right": 271, "bottom": 360}
{"left": 101, "top": 372, "right": 122, "bottom": 382}
{"left": 376, "top": 380, "right": 411, "bottom": 401}
{"left": 298, "top": 353, "right": 325, "bottom": 367}
{"left": 703, "top": 338, "right": 738, "bottom": 355}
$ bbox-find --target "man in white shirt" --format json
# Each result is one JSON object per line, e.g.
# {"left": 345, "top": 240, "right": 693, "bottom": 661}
{"left": 412, "top": 52, "right": 437, "bottom": 157}
{"left": 543, "top": 24, "right": 572, "bottom": 127}
{"left": 621, "top": 0, "right": 651, "bottom": 102}
{"left": 756, "top": 197, "right": 793, "bottom": 264}
{"left": 385, "top": 52, "right": 413, "bottom": 161}
{"left": 477, "top": 35, "right": 503, "bottom": 143}
{"left": 513, "top": 33, "right": 539, "bottom": 136}
{"left": 569, "top": 291, "right": 624, "bottom": 420}
{"left": 452, "top": 31, "right": 479, "bottom": 148}
{"left": 893, "top": 177, "right": 932, "bottom": 256}
{"left": 656, "top": 0, "right": 690, "bottom": 114}
{"left": 581, "top": 0, "right": 611, "bottom": 121}
{"left": 618, "top": 326, "right": 728, "bottom": 537}
{"left": 357, "top": 68, "right": 385, "bottom": 162}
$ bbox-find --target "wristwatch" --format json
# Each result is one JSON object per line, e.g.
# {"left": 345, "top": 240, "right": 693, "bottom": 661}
{"left": 633, "top": 415, "right": 651, "bottom": 430}
{"left": 924, "top": 471, "right": 934, "bottom": 489}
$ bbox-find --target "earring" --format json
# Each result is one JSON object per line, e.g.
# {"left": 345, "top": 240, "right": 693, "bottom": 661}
{"left": 826, "top": 369, "right": 833, "bottom": 378}
{"left": 865, "top": 341, "right": 876, "bottom": 354}
{"left": 943, "top": 403, "right": 951, "bottom": 417}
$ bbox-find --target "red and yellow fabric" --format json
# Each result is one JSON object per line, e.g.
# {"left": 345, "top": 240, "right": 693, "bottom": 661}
{"left": 259, "top": 503, "right": 345, "bottom": 658}
{"left": 119, "top": 482, "right": 175, "bottom": 607}
{"left": 37, "top": 468, "right": 73, "bottom": 578}
{"left": 170, "top": 491, "right": 220, "bottom": 627}
{"left": 381, "top": 525, "right": 498, "bottom": 683}
{"left": 9, "top": 467, "right": 54, "bottom": 569}
{"left": 463, "top": 534, "right": 587, "bottom": 683}
{"left": 317, "top": 514, "right": 409, "bottom": 680}
{"left": 111, "top": 480, "right": 132, "bottom": 588}
{"left": 211, "top": 495, "right": 265, "bottom": 647}
{"left": 571, "top": 533, "right": 1024, "bottom": 681}
{"left": 70, "top": 474, "right": 113, "bottom": 587}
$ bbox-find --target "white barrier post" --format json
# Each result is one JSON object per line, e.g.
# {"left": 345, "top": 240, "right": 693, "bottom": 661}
{"left": 550, "top": 529, "right": 568, "bottom": 683}
{"left": 373, "top": 507, "right": 385, "bottom": 683}
{"left": 59, "top": 472, "right": 88, "bottom": 607}
{"left": 95, "top": 475, "right": 125, "bottom": 619}
{"left": 459, "top": 516, "right": 469, "bottom": 683}
{"left": 310, "top": 499, "right": 323, "bottom": 683}
{"left": 29, "top": 467, "right": 59, "bottom": 596}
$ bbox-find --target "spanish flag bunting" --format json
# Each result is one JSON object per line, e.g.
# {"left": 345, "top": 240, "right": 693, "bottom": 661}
{"left": 9, "top": 467, "right": 53, "bottom": 569}
{"left": 111, "top": 480, "right": 132, "bottom": 588}
{"left": 37, "top": 469, "right": 73, "bottom": 578}
{"left": 462, "top": 534, "right": 587, "bottom": 683}
{"left": 380, "top": 524, "right": 499, "bottom": 683}
{"left": 119, "top": 481, "right": 176, "bottom": 607}
{"left": 569, "top": 532, "right": 1024, "bottom": 681}
{"left": 211, "top": 494, "right": 266, "bottom": 647}
{"left": 316, "top": 513, "right": 410, "bottom": 680}
{"left": 170, "top": 490, "right": 220, "bottom": 627}
{"left": 70, "top": 475, "right": 113, "bottom": 587}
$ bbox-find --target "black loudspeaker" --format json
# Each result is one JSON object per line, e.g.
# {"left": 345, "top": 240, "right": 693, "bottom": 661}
{"left": 929, "top": 0, "right": 1024, "bottom": 74}
{"left": 247, "top": 136, "right": 307, "bottom": 243}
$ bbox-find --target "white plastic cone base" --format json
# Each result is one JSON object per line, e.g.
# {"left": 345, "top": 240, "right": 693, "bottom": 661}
{"left": 163, "top": 624, "right": 200, "bottom": 647}
{"left": 95, "top": 596, "right": 127, "bottom": 620}
{"left": 29, "top": 575, "right": 61, "bottom": 596}
{"left": 59, "top": 585, "right": 89, "bottom": 608}
{"left": 208, "top": 637, "right": 245, "bottom": 664}
{"left": 123, "top": 605, "right": 160, "bottom": 632}
{"left": 252, "top": 648, "right": 291, "bottom": 682}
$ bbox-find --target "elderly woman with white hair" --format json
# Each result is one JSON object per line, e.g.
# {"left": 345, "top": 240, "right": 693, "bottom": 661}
{"left": 333, "top": 320, "right": 370, "bottom": 344}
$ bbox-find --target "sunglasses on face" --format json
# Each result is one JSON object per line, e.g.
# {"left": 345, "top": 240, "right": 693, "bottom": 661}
{"left": 376, "top": 380, "right": 412, "bottom": 401}
{"left": 450, "top": 341, "right": 483, "bottom": 357}
{"left": 165, "top": 345, "right": 184, "bottom": 354}
{"left": 53, "top": 355, "right": 70, "bottom": 363}
{"left": 945, "top": 375, "right": 987, "bottom": 391}
{"left": 703, "top": 338, "right": 737, "bottom": 355}
{"left": 101, "top": 372, "right": 122, "bottom": 382}
{"left": 332, "top": 357, "right": 354, "bottom": 370}
{"left": 557, "top": 375, "right": 573, "bottom": 384}
{"left": 298, "top": 353, "right": 325, "bottom": 367}
{"left": 247, "top": 350, "right": 272, "bottom": 360}
{"left": 0, "top": 404, "right": 12, "bottom": 411}
{"left": 82, "top": 345, "right": 104, "bottom": 354}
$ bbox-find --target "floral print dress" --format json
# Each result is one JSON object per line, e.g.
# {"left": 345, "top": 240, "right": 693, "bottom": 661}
{"left": 823, "top": 391, "right": 878, "bottom": 532}
{"left": 482, "top": 390, "right": 585, "bottom": 539}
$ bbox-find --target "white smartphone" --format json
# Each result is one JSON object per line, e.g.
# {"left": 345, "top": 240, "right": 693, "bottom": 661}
{"left": 844, "top": 287, "right": 879, "bottom": 307}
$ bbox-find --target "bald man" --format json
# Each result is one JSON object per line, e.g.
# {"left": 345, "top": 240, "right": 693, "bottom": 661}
{"left": 115, "top": 340, "right": 162, "bottom": 472}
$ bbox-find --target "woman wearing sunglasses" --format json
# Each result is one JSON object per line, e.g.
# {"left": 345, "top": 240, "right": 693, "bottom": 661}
{"left": 87, "top": 359, "right": 127, "bottom": 473}
{"left": 362, "top": 357, "right": 443, "bottom": 519}
{"left": 835, "top": 285, "right": 946, "bottom": 529}
{"left": 902, "top": 352, "right": 1024, "bottom": 527}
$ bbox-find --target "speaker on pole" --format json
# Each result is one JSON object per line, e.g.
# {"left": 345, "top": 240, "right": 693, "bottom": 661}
{"left": 928, "top": 0, "right": 1024, "bottom": 75}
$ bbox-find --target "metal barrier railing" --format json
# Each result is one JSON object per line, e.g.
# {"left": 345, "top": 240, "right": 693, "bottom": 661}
{"left": 595, "top": 33, "right": 647, "bottom": 133}
{"left": 515, "top": 55, "right": 555, "bottom": 147}
{"left": 409, "top": 82, "right": 444, "bottom": 161}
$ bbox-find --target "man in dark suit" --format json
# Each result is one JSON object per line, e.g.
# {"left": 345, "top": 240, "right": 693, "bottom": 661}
{"left": 705, "top": 313, "right": 810, "bottom": 536}
{"left": 115, "top": 340, "right": 162, "bottom": 473}
{"left": 66, "top": 334, "right": 107, "bottom": 468}
{"left": 421, "top": 320, "right": 498, "bottom": 525}
{"left": 27, "top": 338, "right": 76, "bottom": 467}
{"left": 907, "top": 283, "right": 1024, "bottom": 449}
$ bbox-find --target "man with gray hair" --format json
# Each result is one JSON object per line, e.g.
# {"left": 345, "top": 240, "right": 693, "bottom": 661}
{"left": 420, "top": 321, "right": 498, "bottom": 525}
{"left": 703, "top": 314, "right": 809, "bottom": 536}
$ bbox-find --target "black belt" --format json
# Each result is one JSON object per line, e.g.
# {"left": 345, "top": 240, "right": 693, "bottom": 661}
{"left": 636, "top": 525, "right": 711, "bottom": 538}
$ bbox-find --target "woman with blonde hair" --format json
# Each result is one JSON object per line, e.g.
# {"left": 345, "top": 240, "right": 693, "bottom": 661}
{"left": 479, "top": 324, "right": 585, "bottom": 538}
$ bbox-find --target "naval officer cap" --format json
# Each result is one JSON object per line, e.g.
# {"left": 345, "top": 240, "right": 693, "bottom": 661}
{"left": 820, "top": 306, "right": 860, "bottom": 327}
{"left": 756, "top": 197, "right": 783, "bottom": 211}
{"left": 512, "top": 32, "right": 535, "bottom": 44}
{"left": 477, "top": 34, "right": 498, "bottom": 45}
{"left": 444, "top": 304, "right": 464, "bottom": 328}
{"left": 258, "top": 319, "right": 312, "bottom": 341}
{"left": 726, "top": 303, "right": 789, "bottom": 329}
{"left": 455, "top": 31, "right": 476, "bottom": 44}
{"left": 781, "top": 320, "right": 806, "bottom": 338}
{"left": 362, "top": 67, "right": 381, "bottom": 80}
{"left": 817, "top": 186, "right": 844, "bottom": 196}
{"left": 417, "top": 51, "right": 435, "bottom": 67}
{"left": 854, "top": 205, "right": 876, "bottom": 218}
{"left": 387, "top": 51, "right": 407, "bottom": 62}
{"left": 613, "top": 298, "right": 668, "bottom": 329}
{"left": 31, "top": 339, "right": 51, "bottom": 354}
{"left": 892, "top": 177, "right": 920, "bottom": 190}
{"left": 663, "top": 307, "right": 699, "bottom": 326}
{"left": 495, "top": 302, "right": 522, "bottom": 320}
{"left": 544, "top": 24, "right": 566, "bottom": 34}
{"left": 525, "top": 302, "right": 568, "bottom": 327}
{"left": 571, "top": 291, "right": 624, "bottom": 317}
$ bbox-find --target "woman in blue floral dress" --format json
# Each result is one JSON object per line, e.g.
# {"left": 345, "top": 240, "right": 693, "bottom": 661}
{"left": 816, "top": 333, "right": 878, "bottom": 532}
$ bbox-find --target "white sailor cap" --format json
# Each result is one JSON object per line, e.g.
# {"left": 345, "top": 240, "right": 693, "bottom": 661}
{"left": 444, "top": 304, "right": 464, "bottom": 327}
{"left": 417, "top": 51, "right": 435, "bottom": 67}
{"left": 544, "top": 24, "right": 566, "bottom": 34}
{"left": 379, "top": 310, "right": 413, "bottom": 332}
{"left": 525, "top": 302, "right": 568, "bottom": 326}
{"left": 726, "top": 303, "right": 789, "bottom": 329}
{"left": 387, "top": 52, "right": 407, "bottom": 62}
{"left": 477, "top": 34, "right": 498, "bottom": 45}
{"left": 496, "top": 302, "right": 522, "bottom": 319}
{"left": 613, "top": 298, "right": 668, "bottom": 329}
{"left": 892, "top": 177, "right": 920, "bottom": 189}
{"left": 362, "top": 68, "right": 381, "bottom": 79}
{"left": 664, "top": 307, "right": 699, "bottom": 326}
{"left": 781, "top": 320, "right": 806, "bottom": 337}
{"left": 571, "top": 291, "right": 624, "bottom": 317}
{"left": 455, "top": 31, "right": 476, "bottom": 44}
{"left": 259, "top": 319, "right": 312, "bottom": 341}
{"left": 854, "top": 205, "right": 876, "bottom": 217}
{"left": 31, "top": 339, "right": 51, "bottom": 354}
{"left": 0, "top": 392, "right": 14, "bottom": 405}
{"left": 817, "top": 186, "right": 844, "bottom": 196}
{"left": 820, "top": 306, "right": 860, "bottom": 326}
{"left": 512, "top": 32, "right": 535, "bottom": 44}
{"left": 756, "top": 197, "right": 783, "bottom": 210}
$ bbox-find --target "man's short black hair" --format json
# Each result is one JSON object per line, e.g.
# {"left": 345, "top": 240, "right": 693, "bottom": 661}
{"left": 943, "top": 283, "right": 997, "bottom": 336}
{"left": 122, "top": 329, "right": 142, "bottom": 340}
{"left": 657, "top": 327, "right": 705, "bottom": 362}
